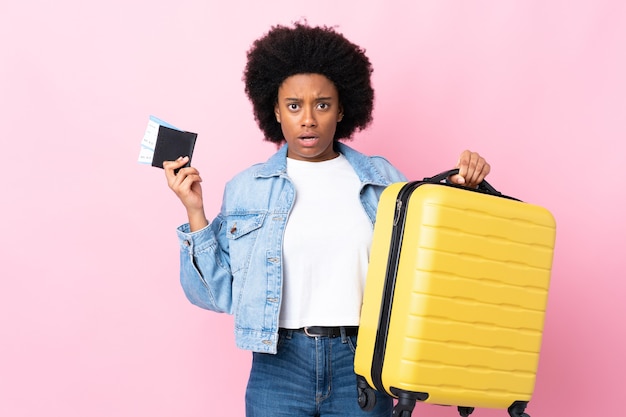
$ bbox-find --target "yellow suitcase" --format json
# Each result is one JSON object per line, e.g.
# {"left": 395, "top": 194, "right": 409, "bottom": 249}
{"left": 354, "top": 169, "right": 556, "bottom": 417}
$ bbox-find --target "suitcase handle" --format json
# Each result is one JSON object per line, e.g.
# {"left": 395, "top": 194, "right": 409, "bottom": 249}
{"left": 424, "top": 168, "right": 502, "bottom": 196}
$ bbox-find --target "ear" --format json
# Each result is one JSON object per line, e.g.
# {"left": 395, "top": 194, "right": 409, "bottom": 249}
{"left": 337, "top": 105, "right": 344, "bottom": 122}
{"left": 274, "top": 103, "right": 281, "bottom": 123}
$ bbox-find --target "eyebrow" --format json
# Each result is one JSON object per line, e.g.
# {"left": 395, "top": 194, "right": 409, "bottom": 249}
{"left": 283, "top": 96, "right": 334, "bottom": 102}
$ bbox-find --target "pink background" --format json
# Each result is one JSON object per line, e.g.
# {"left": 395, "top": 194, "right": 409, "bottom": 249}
{"left": 1, "top": 1, "right": 624, "bottom": 416}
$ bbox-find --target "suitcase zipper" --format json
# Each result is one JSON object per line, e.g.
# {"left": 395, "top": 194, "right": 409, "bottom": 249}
{"left": 371, "top": 180, "right": 423, "bottom": 393}
{"left": 393, "top": 200, "right": 403, "bottom": 227}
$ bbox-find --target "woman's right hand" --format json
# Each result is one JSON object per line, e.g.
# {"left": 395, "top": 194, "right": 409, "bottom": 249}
{"left": 164, "top": 156, "right": 208, "bottom": 231}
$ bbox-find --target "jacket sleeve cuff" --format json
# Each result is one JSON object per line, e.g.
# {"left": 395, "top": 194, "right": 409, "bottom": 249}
{"left": 176, "top": 223, "right": 215, "bottom": 253}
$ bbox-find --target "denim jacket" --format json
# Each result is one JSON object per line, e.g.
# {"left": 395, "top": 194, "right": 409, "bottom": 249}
{"left": 176, "top": 142, "right": 407, "bottom": 353}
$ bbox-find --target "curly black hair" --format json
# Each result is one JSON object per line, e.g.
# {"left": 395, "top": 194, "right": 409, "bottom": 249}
{"left": 243, "top": 22, "right": 374, "bottom": 144}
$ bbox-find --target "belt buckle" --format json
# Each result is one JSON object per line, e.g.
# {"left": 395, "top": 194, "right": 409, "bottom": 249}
{"left": 303, "top": 327, "right": 323, "bottom": 337}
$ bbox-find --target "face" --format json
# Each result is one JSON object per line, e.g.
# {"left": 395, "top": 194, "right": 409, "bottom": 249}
{"left": 274, "top": 73, "right": 344, "bottom": 162}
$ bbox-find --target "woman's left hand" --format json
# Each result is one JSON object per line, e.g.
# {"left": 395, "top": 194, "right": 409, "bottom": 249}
{"left": 448, "top": 150, "right": 491, "bottom": 188}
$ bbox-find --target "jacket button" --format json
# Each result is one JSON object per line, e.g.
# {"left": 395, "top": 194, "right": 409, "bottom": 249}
{"left": 183, "top": 240, "right": 191, "bottom": 247}
{"left": 262, "top": 340, "right": 272, "bottom": 345}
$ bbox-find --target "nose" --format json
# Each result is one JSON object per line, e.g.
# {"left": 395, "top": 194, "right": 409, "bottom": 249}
{"left": 301, "top": 107, "right": 316, "bottom": 127}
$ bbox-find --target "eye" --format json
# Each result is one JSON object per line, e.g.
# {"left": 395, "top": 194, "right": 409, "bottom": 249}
{"left": 287, "top": 103, "right": 299, "bottom": 111}
{"left": 317, "top": 102, "right": 330, "bottom": 110}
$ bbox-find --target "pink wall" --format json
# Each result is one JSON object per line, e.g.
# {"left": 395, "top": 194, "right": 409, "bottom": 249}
{"left": 1, "top": 1, "right": 624, "bottom": 416}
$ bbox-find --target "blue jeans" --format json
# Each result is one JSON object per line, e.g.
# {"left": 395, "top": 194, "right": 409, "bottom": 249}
{"left": 245, "top": 329, "right": 393, "bottom": 417}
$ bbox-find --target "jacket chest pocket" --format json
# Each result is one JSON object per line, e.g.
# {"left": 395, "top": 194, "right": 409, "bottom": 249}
{"left": 226, "top": 212, "right": 267, "bottom": 273}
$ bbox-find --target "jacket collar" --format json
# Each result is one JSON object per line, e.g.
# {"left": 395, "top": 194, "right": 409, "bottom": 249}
{"left": 254, "top": 142, "right": 390, "bottom": 187}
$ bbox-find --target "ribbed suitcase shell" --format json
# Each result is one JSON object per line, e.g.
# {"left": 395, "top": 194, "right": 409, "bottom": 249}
{"left": 355, "top": 181, "right": 556, "bottom": 412}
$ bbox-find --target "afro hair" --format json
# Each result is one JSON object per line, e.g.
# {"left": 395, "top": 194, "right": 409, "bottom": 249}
{"left": 243, "top": 22, "right": 375, "bottom": 144}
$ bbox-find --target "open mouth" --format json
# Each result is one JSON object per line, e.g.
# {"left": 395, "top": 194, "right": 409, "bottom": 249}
{"left": 298, "top": 135, "right": 319, "bottom": 145}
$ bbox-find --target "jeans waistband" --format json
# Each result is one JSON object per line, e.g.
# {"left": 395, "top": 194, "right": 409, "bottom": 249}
{"left": 279, "top": 326, "right": 358, "bottom": 338}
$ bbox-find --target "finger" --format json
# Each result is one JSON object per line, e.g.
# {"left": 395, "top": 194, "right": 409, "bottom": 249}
{"left": 164, "top": 156, "right": 189, "bottom": 177}
{"left": 454, "top": 150, "right": 492, "bottom": 187}
{"left": 452, "top": 150, "right": 472, "bottom": 184}
{"left": 467, "top": 156, "right": 491, "bottom": 187}
{"left": 180, "top": 172, "right": 203, "bottom": 189}
{"left": 164, "top": 156, "right": 193, "bottom": 187}
{"left": 168, "top": 173, "right": 202, "bottom": 206}
{"left": 178, "top": 175, "right": 204, "bottom": 209}
{"left": 171, "top": 170, "right": 202, "bottom": 195}
{"left": 466, "top": 155, "right": 483, "bottom": 185}
{"left": 448, "top": 174, "right": 465, "bottom": 185}
{"left": 476, "top": 161, "right": 491, "bottom": 185}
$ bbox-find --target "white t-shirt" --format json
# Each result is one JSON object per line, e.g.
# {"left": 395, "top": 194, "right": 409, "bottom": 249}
{"left": 279, "top": 153, "right": 373, "bottom": 329}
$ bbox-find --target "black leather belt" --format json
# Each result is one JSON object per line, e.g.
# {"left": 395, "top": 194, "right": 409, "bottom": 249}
{"left": 285, "top": 326, "right": 358, "bottom": 338}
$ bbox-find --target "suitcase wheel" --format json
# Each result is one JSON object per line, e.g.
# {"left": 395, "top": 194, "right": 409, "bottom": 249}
{"left": 356, "top": 376, "right": 377, "bottom": 411}
{"left": 357, "top": 386, "right": 377, "bottom": 411}
{"left": 392, "top": 393, "right": 417, "bottom": 417}
{"left": 507, "top": 401, "right": 530, "bottom": 417}
{"left": 457, "top": 406, "right": 475, "bottom": 416}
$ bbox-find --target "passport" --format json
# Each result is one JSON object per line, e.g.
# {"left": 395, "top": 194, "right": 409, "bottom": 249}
{"left": 138, "top": 116, "right": 197, "bottom": 170}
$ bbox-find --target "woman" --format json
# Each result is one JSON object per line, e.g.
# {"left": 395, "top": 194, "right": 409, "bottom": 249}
{"left": 164, "top": 22, "right": 490, "bottom": 417}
